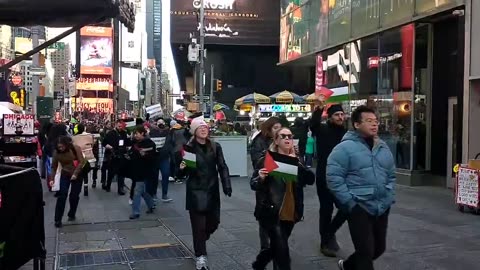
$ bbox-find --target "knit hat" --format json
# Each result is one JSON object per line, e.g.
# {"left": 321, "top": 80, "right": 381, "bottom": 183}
{"left": 170, "top": 120, "right": 177, "bottom": 127}
{"left": 190, "top": 116, "right": 208, "bottom": 135}
{"left": 327, "top": 104, "right": 344, "bottom": 118}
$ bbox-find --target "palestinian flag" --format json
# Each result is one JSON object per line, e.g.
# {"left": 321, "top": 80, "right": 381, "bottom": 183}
{"left": 264, "top": 151, "right": 299, "bottom": 182}
{"left": 182, "top": 146, "right": 196, "bottom": 168}
{"left": 125, "top": 120, "right": 136, "bottom": 133}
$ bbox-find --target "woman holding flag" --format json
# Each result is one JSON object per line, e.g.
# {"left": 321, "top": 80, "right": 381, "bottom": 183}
{"left": 178, "top": 116, "right": 232, "bottom": 270}
{"left": 250, "top": 127, "right": 315, "bottom": 270}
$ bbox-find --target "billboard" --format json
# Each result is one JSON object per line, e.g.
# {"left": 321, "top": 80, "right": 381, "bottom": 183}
{"left": 14, "top": 37, "right": 32, "bottom": 54}
{"left": 80, "top": 26, "right": 113, "bottom": 75}
{"left": 170, "top": 0, "right": 280, "bottom": 46}
{"left": 72, "top": 98, "right": 113, "bottom": 113}
{"left": 76, "top": 78, "right": 113, "bottom": 91}
{"left": 121, "top": 26, "right": 142, "bottom": 63}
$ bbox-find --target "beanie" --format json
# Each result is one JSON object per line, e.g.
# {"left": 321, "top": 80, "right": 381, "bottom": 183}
{"left": 190, "top": 116, "right": 208, "bottom": 135}
{"left": 327, "top": 104, "right": 344, "bottom": 118}
{"left": 170, "top": 120, "right": 177, "bottom": 127}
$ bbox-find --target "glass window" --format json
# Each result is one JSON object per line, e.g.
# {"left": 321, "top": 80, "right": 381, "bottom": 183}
{"left": 351, "top": 0, "right": 380, "bottom": 36}
{"left": 309, "top": 0, "right": 329, "bottom": 51}
{"left": 380, "top": 0, "right": 413, "bottom": 27}
{"left": 328, "top": 0, "right": 351, "bottom": 46}
{"left": 415, "top": 0, "right": 460, "bottom": 14}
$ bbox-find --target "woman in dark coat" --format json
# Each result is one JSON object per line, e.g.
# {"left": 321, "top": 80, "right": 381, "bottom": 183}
{"left": 178, "top": 117, "right": 232, "bottom": 270}
{"left": 250, "top": 127, "right": 315, "bottom": 270}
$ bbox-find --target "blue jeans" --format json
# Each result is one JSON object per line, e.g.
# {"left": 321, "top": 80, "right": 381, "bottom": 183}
{"left": 55, "top": 174, "right": 83, "bottom": 222}
{"left": 305, "top": 154, "right": 313, "bottom": 167}
{"left": 149, "top": 158, "right": 171, "bottom": 198}
{"left": 132, "top": 181, "right": 154, "bottom": 216}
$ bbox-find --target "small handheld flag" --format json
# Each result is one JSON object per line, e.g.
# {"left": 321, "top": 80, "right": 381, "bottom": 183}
{"left": 182, "top": 146, "right": 196, "bottom": 168}
{"left": 264, "top": 151, "right": 299, "bottom": 182}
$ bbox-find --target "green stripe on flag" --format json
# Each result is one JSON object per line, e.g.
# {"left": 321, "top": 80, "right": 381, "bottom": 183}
{"left": 184, "top": 151, "right": 196, "bottom": 168}
{"left": 271, "top": 160, "right": 298, "bottom": 182}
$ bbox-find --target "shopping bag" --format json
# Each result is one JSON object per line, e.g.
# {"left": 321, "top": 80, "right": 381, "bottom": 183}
{"left": 52, "top": 163, "right": 62, "bottom": 192}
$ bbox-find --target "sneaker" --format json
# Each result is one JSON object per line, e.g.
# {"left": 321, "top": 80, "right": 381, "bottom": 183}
{"left": 146, "top": 208, "right": 154, "bottom": 214}
{"left": 162, "top": 196, "right": 173, "bottom": 203}
{"left": 174, "top": 179, "right": 184, "bottom": 185}
{"left": 128, "top": 199, "right": 133, "bottom": 205}
{"left": 337, "top": 259, "right": 345, "bottom": 270}
{"left": 54, "top": 221, "right": 63, "bottom": 228}
{"left": 67, "top": 216, "right": 76, "bottom": 222}
{"left": 195, "top": 255, "right": 208, "bottom": 270}
{"left": 168, "top": 176, "right": 175, "bottom": 182}
{"left": 320, "top": 245, "right": 337, "bottom": 257}
{"left": 129, "top": 214, "right": 140, "bottom": 220}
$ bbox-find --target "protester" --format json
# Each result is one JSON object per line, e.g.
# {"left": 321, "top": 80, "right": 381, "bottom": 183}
{"left": 305, "top": 131, "right": 315, "bottom": 167}
{"left": 45, "top": 123, "right": 69, "bottom": 193}
{"left": 148, "top": 119, "right": 175, "bottom": 203}
{"left": 171, "top": 120, "right": 187, "bottom": 183}
{"left": 327, "top": 105, "right": 396, "bottom": 270}
{"left": 178, "top": 116, "right": 232, "bottom": 270}
{"left": 128, "top": 125, "right": 157, "bottom": 220}
{"left": 249, "top": 116, "right": 281, "bottom": 269}
{"left": 250, "top": 127, "right": 315, "bottom": 270}
{"left": 102, "top": 119, "right": 130, "bottom": 194}
{"left": 310, "top": 103, "right": 348, "bottom": 257}
{"left": 72, "top": 123, "right": 95, "bottom": 196}
{"left": 290, "top": 117, "right": 308, "bottom": 163}
{"left": 50, "top": 136, "right": 86, "bottom": 228}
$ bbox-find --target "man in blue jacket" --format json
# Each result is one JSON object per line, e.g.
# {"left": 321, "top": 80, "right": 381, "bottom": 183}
{"left": 327, "top": 106, "right": 396, "bottom": 270}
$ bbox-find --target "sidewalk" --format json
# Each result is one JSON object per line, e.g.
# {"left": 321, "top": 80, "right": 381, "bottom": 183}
{"left": 25, "top": 174, "right": 480, "bottom": 270}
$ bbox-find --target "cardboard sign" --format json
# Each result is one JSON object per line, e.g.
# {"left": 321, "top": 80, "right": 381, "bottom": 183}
{"left": 456, "top": 167, "right": 480, "bottom": 207}
{"left": 3, "top": 114, "right": 35, "bottom": 135}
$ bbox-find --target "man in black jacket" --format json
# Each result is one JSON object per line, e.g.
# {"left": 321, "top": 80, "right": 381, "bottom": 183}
{"left": 102, "top": 119, "right": 131, "bottom": 195}
{"left": 310, "top": 103, "right": 348, "bottom": 257}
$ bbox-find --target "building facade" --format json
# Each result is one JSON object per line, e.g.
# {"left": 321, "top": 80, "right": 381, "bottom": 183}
{"left": 280, "top": 0, "right": 480, "bottom": 187}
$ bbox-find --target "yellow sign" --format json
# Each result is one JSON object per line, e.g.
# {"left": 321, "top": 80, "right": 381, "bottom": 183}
{"left": 453, "top": 164, "right": 460, "bottom": 173}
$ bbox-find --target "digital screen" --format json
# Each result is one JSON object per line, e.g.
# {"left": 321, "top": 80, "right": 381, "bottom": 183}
{"left": 80, "top": 27, "right": 113, "bottom": 75}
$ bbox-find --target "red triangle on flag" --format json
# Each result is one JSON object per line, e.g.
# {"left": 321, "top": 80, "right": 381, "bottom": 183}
{"left": 264, "top": 151, "right": 279, "bottom": 173}
{"left": 315, "top": 86, "right": 334, "bottom": 99}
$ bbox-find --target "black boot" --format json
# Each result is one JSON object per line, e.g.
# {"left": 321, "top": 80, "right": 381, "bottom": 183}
{"left": 92, "top": 180, "right": 97, "bottom": 188}
{"left": 252, "top": 249, "right": 272, "bottom": 270}
{"left": 83, "top": 185, "right": 88, "bottom": 196}
{"left": 321, "top": 237, "right": 339, "bottom": 257}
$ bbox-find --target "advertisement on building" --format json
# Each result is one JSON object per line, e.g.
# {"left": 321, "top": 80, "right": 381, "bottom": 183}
{"left": 14, "top": 37, "right": 33, "bottom": 55}
{"left": 121, "top": 27, "right": 142, "bottom": 63}
{"left": 170, "top": 0, "right": 280, "bottom": 46}
{"left": 80, "top": 26, "right": 113, "bottom": 75}
{"left": 72, "top": 98, "right": 113, "bottom": 113}
{"left": 76, "top": 78, "right": 113, "bottom": 91}
{"left": 3, "top": 114, "right": 35, "bottom": 135}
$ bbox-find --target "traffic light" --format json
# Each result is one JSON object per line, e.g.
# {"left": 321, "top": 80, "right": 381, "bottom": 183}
{"left": 216, "top": 79, "right": 222, "bottom": 92}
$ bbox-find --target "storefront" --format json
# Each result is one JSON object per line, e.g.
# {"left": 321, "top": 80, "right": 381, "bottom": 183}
{"left": 281, "top": 0, "right": 472, "bottom": 187}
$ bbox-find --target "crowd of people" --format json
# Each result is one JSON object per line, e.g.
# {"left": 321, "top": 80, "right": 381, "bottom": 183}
{"left": 37, "top": 102, "right": 396, "bottom": 270}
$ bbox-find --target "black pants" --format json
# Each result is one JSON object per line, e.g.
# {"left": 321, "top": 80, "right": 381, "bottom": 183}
{"left": 317, "top": 180, "right": 348, "bottom": 245}
{"left": 254, "top": 221, "right": 294, "bottom": 270}
{"left": 343, "top": 206, "right": 389, "bottom": 270}
{"left": 55, "top": 174, "right": 83, "bottom": 222}
{"left": 189, "top": 210, "right": 220, "bottom": 257}
{"left": 106, "top": 162, "right": 125, "bottom": 192}
{"left": 100, "top": 161, "right": 108, "bottom": 184}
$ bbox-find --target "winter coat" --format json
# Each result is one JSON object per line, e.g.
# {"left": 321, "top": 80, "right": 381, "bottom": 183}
{"left": 250, "top": 133, "right": 272, "bottom": 168}
{"left": 102, "top": 128, "right": 131, "bottom": 161}
{"left": 310, "top": 108, "right": 346, "bottom": 189}
{"left": 128, "top": 138, "right": 157, "bottom": 182}
{"left": 250, "top": 155, "right": 315, "bottom": 225}
{"left": 326, "top": 131, "right": 396, "bottom": 216}
{"left": 171, "top": 126, "right": 187, "bottom": 152}
{"left": 149, "top": 126, "right": 174, "bottom": 160}
{"left": 179, "top": 140, "right": 231, "bottom": 214}
{"left": 290, "top": 119, "right": 308, "bottom": 156}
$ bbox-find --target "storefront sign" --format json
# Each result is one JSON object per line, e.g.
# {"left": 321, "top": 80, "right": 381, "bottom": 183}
{"left": 3, "top": 114, "right": 35, "bottom": 135}
{"left": 456, "top": 167, "right": 480, "bottom": 207}
{"left": 193, "top": 0, "right": 235, "bottom": 10}
{"left": 9, "top": 89, "right": 26, "bottom": 109}
{"left": 258, "top": 104, "right": 311, "bottom": 113}
{"left": 76, "top": 78, "right": 113, "bottom": 91}
{"left": 73, "top": 98, "right": 113, "bottom": 113}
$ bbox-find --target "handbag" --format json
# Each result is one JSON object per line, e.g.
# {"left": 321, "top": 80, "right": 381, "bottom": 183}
{"left": 52, "top": 163, "right": 62, "bottom": 191}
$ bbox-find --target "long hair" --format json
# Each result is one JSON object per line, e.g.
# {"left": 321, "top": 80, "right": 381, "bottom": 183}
{"left": 56, "top": 135, "right": 74, "bottom": 152}
{"left": 269, "top": 127, "right": 295, "bottom": 156}
{"left": 260, "top": 116, "right": 281, "bottom": 138}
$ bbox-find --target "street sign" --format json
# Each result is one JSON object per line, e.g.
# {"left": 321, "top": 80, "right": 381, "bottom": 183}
{"left": 48, "top": 42, "right": 65, "bottom": 50}
{"left": 192, "top": 95, "right": 210, "bottom": 101}
{"left": 29, "top": 67, "right": 45, "bottom": 76}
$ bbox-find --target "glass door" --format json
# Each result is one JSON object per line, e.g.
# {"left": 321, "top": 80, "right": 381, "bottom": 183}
{"left": 446, "top": 97, "right": 458, "bottom": 188}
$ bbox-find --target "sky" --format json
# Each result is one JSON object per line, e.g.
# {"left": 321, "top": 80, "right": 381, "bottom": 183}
{"left": 47, "top": 0, "right": 180, "bottom": 97}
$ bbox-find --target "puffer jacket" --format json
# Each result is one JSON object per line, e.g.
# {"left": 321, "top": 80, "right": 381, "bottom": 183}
{"left": 250, "top": 133, "right": 272, "bottom": 168}
{"left": 250, "top": 155, "right": 315, "bottom": 225}
{"left": 179, "top": 140, "right": 231, "bottom": 213}
{"left": 326, "top": 131, "right": 396, "bottom": 216}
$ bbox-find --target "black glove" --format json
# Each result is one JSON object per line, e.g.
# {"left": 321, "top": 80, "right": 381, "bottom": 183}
{"left": 223, "top": 187, "right": 232, "bottom": 197}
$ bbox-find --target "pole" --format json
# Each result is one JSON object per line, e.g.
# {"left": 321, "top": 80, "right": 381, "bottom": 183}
{"left": 63, "top": 76, "right": 67, "bottom": 119}
{"left": 210, "top": 64, "right": 214, "bottom": 119}
{"left": 113, "top": 19, "right": 120, "bottom": 121}
{"left": 31, "top": 26, "right": 40, "bottom": 116}
{"left": 199, "top": 0, "right": 205, "bottom": 113}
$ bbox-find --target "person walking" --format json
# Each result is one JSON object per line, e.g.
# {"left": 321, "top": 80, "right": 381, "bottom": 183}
{"left": 149, "top": 119, "right": 175, "bottom": 203}
{"left": 178, "top": 116, "right": 232, "bottom": 270}
{"left": 128, "top": 125, "right": 157, "bottom": 219}
{"left": 290, "top": 117, "right": 308, "bottom": 163}
{"left": 310, "top": 103, "right": 348, "bottom": 257}
{"left": 72, "top": 123, "right": 95, "bottom": 196}
{"left": 327, "top": 106, "right": 396, "bottom": 270}
{"left": 50, "top": 136, "right": 86, "bottom": 228}
{"left": 249, "top": 116, "right": 281, "bottom": 269}
{"left": 250, "top": 127, "right": 315, "bottom": 270}
{"left": 305, "top": 131, "right": 315, "bottom": 168}
{"left": 102, "top": 119, "right": 130, "bottom": 195}
{"left": 171, "top": 120, "right": 187, "bottom": 183}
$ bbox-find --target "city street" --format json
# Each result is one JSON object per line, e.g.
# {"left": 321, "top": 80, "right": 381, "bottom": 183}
{"left": 22, "top": 172, "right": 480, "bottom": 270}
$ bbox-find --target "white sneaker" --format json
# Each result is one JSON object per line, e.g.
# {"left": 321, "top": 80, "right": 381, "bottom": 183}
{"left": 195, "top": 255, "right": 208, "bottom": 270}
{"left": 337, "top": 259, "right": 345, "bottom": 270}
{"left": 169, "top": 176, "right": 175, "bottom": 182}
{"left": 128, "top": 199, "right": 133, "bottom": 205}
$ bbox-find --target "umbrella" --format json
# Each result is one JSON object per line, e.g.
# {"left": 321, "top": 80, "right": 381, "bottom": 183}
{"left": 212, "top": 102, "right": 230, "bottom": 111}
{"left": 269, "top": 90, "right": 305, "bottom": 103}
{"left": 235, "top": 92, "right": 270, "bottom": 107}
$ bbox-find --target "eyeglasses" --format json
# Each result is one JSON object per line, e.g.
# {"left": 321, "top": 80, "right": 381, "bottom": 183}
{"left": 279, "top": 134, "right": 293, "bottom": 140}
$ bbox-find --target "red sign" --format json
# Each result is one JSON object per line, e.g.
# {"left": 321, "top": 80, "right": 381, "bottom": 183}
{"left": 315, "top": 54, "right": 324, "bottom": 92}
{"left": 368, "top": 56, "right": 380, "bottom": 68}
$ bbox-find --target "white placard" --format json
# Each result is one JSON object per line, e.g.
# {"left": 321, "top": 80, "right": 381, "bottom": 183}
{"left": 2, "top": 114, "right": 35, "bottom": 135}
{"left": 456, "top": 167, "right": 480, "bottom": 207}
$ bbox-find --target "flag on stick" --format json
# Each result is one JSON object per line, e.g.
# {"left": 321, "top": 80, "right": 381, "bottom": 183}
{"left": 264, "top": 151, "right": 298, "bottom": 182}
{"left": 182, "top": 146, "right": 196, "bottom": 168}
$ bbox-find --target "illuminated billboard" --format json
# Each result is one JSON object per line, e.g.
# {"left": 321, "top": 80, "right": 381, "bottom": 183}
{"left": 76, "top": 78, "right": 113, "bottom": 91}
{"left": 171, "top": 0, "right": 280, "bottom": 46}
{"left": 72, "top": 98, "right": 113, "bottom": 113}
{"left": 80, "top": 27, "right": 113, "bottom": 75}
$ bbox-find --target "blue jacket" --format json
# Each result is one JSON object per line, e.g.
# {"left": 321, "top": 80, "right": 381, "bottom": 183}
{"left": 326, "top": 131, "right": 396, "bottom": 216}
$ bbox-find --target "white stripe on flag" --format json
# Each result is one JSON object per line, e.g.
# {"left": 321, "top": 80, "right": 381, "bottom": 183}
{"left": 273, "top": 162, "right": 297, "bottom": 176}
{"left": 183, "top": 151, "right": 196, "bottom": 162}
